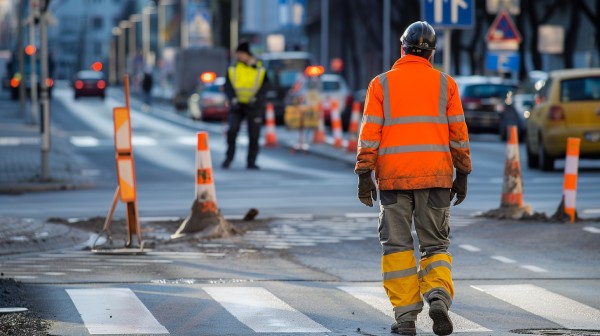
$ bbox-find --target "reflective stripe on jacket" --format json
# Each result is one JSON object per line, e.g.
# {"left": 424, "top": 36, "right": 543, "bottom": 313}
{"left": 355, "top": 55, "right": 472, "bottom": 190}
{"left": 228, "top": 61, "right": 266, "bottom": 104}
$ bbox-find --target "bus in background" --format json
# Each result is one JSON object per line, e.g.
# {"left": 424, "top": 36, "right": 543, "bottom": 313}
{"left": 261, "top": 52, "right": 313, "bottom": 124}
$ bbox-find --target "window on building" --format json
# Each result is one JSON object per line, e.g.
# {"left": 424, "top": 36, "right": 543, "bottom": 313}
{"left": 92, "top": 17, "right": 103, "bottom": 30}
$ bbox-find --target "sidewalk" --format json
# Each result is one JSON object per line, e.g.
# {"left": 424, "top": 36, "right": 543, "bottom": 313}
{"left": 0, "top": 92, "right": 94, "bottom": 193}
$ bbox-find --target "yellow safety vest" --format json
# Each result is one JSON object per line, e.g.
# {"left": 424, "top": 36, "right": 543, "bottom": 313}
{"left": 228, "top": 61, "right": 266, "bottom": 104}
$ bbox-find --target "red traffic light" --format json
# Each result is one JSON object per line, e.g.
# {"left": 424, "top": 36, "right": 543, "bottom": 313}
{"left": 200, "top": 72, "right": 217, "bottom": 83}
{"left": 331, "top": 58, "right": 344, "bottom": 73}
{"left": 10, "top": 78, "right": 20, "bottom": 88}
{"left": 92, "top": 62, "right": 103, "bottom": 72}
{"left": 25, "top": 45, "right": 36, "bottom": 56}
{"left": 305, "top": 65, "right": 324, "bottom": 77}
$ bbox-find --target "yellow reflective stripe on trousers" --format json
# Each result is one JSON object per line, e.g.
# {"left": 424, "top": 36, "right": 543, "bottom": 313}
{"left": 419, "top": 253, "right": 454, "bottom": 300}
{"left": 382, "top": 251, "right": 422, "bottom": 314}
{"left": 377, "top": 71, "right": 448, "bottom": 124}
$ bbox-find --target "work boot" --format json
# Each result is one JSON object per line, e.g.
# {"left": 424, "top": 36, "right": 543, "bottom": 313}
{"left": 429, "top": 299, "right": 453, "bottom": 336}
{"left": 247, "top": 163, "right": 260, "bottom": 170}
{"left": 391, "top": 321, "right": 416, "bottom": 335}
{"left": 221, "top": 159, "right": 232, "bottom": 169}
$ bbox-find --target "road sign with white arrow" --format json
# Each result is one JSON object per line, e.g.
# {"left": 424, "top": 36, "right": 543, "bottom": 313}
{"left": 422, "top": 0, "right": 474, "bottom": 29}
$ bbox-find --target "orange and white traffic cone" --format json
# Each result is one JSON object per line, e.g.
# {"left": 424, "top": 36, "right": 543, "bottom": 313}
{"left": 173, "top": 131, "right": 225, "bottom": 237}
{"left": 264, "top": 103, "right": 278, "bottom": 147}
{"left": 331, "top": 100, "right": 343, "bottom": 148}
{"left": 346, "top": 101, "right": 361, "bottom": 153}
{"left": 312, "top": 100, "right": 326, "bottom": 144}
{"left": 485, "top": 125, "right": 531, "bottom": 219}
{"left": 553, "top": 137, "right": 581, "bottom": 222}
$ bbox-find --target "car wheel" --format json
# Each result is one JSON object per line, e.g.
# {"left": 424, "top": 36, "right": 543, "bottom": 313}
{"left": 526, "top": 137, "right": 538, "bottom": 169}
{"left": 538, "top": 136, "right": 554, "bottom": 171}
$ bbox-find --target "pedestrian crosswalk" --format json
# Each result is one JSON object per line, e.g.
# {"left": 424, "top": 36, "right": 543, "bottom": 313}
{"left": 56, "top": 283, "right": 600, "bottom": 335}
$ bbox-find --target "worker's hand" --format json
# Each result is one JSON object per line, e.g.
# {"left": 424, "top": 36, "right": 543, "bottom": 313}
{"left": 450, "top": 170, "right": 468, "bottom": 206}
{"left": 357, "top": 172, "right": 377, "bottom": 207}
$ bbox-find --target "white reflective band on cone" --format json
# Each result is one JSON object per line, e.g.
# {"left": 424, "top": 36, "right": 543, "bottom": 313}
{"left": 564, "top": 190, "right": 576, "bottom": 209}
{"left": 565, "top": 156, "right": 579, "bottom": 175}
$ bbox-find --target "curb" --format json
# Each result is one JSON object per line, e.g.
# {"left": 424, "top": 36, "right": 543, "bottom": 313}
{"left": 0, "top": 181, "right": 96, "bottom": 194}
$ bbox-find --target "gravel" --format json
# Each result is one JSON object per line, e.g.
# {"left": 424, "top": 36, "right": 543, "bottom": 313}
{"left": 0, "top": 279, "right": 49, "bottom": 336}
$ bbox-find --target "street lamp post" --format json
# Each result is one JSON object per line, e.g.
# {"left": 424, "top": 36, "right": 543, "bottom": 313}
{"left": 129, "top": 14, "right": 141, "bottom": 66}
{"left": 142, "top": 4, "right": 156, "bottom": 67}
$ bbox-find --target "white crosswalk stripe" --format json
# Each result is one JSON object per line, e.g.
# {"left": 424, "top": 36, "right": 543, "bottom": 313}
{"left": 203, "top": 287, "right": 329, "bottom": 333}
{"left": 472, "top": 284, "right": 600, "bottom": 329}
{"left": 339, "top": 286, "right": 490, "bottom": 333}
{"left": 66, "top": 288, "right": 169, "bottom": 335}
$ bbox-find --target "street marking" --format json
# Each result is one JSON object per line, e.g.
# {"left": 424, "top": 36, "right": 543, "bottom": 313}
{"left": 520, "top": 265, "right": 548, "bottom": 273}
{"left": 70, "top": 136, "right": 100, "bottom": 147}
{"left": 459, "top": 244, "right": 481, "bottom": 252}
{"left": 346, "top": 213, "right": 379, "bottom": 218}
{"left": 583, "top": 209, "right": 600, "bottom": 215}
{"left": 131, "top": 136, "right": 157, "bottom": 146}
{"left": 471, "top": 284, "right": 600, "bottom": 329}
{"left": 491, "top": 256, "right": 517, "bottom": 263}
{"left": 66, "top": 288, "right": 169, "bottom": 335}
{"left": 583, "top": 226, "right": 600, "bottom": 234}
{"left": 203, "top": 287, "right": 329, "bottom": 333}
{"left": 339, "top": 286, "right": 490, "bottom": 333}
{"left": 0, "top": 137, "right": 39, "bottom": 146}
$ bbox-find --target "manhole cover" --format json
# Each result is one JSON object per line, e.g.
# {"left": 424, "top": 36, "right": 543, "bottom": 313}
{"left": 512, "top": 329, "right": 600, "bottom": 336}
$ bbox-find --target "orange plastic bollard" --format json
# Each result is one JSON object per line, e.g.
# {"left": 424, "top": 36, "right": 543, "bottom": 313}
{"left": 563, "top": 137, "right": 581, "bottom": 222}
{"left": 500, "top": 126, "right": 524, "bottom": 208}
{"left": 312, "top": 100, "right": 326, "bottom": 144}
{"left": 263, "top": 103, "right": 278, "bottom": 147}
{"left": 196, "top": 132, "right": 218, "bottom": 210}
{"left": 331, "top": 100, "right": 343, "bottom": 148}
{"left": 346, "top": 101, "right": 361, "bottom": 152}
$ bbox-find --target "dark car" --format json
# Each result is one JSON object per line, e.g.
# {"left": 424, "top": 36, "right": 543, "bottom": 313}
{"left": 188, "top": 77, "right": 229, "bottom": 121}
{"left": 455, "top": 76, "right": 518, "bottom": 133}
{"left": 73, "top": 70, "right": 106, "bottom": 99}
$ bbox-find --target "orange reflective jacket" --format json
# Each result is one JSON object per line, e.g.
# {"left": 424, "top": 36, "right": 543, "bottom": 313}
{"left": 355, "top": 55, "right": 472, "bottom": 190}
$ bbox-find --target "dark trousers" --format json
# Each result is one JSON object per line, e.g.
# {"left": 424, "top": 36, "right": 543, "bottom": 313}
{"left": 225, "top": 104, "right": 262, "bottom": 166}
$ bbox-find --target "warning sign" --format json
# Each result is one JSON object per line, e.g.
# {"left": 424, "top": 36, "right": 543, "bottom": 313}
{"left": 486, "top": 10, "right": 521, "bottom": 50}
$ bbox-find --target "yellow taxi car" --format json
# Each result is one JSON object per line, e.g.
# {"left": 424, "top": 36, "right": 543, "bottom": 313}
{"left": 526, "top": 68, "right": 600, "bottom": 171}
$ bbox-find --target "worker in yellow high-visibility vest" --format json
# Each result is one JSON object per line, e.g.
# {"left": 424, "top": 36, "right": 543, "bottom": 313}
{"left": 222, "top": 41, "right": 269, "bottom": 170}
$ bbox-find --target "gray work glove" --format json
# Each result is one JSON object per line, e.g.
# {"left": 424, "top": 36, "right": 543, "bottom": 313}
{"left": 450, "top": 171, "right": 468, "bottom": 206}
{"left": 357, "top": 172, "right": 377, "bottom": 207}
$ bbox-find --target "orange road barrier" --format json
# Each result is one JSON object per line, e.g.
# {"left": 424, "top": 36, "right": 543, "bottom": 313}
{"left": 263, "top": 103, "right": 278, "bottom": 147}
{"left": 312, "top": 100, "right": 326, "bottom": 144}
{"left": 346, "top": 101, "right": 361, "bottom": 152}
{"left": 172, "top": 131, "right": 225, "bottom": 237}
{"left": 562, "top": 137, "right": 581, "bottom": 222}
{"left": 331, "top": 100, "right": 343, "bottom": 148}
{"left": 484, "top": 125, "right": 531, "bottom": 219}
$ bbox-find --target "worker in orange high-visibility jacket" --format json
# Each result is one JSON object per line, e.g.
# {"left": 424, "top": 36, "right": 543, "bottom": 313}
{"left": 355, "top": 21, "right": 472, "bottom": 336}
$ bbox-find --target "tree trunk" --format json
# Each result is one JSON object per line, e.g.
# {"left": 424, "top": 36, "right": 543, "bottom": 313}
{"left": 564, "top": 2, "right": 580, "bottom": 69}
{"left": 526, "top": 0, "right": 542, "bottom": 70}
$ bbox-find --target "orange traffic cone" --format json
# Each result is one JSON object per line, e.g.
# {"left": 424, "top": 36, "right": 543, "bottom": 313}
{"left": 331, "top": 100, "right": 343, "bottom": 148}
{"left": 553, "top": 137, "right": 581, "bottom": 222}
{"left": 346, "top": 101, "right": 361, "bottom": 152}
{"left": 484, "top": 125, "right": 531, "bottom": 219}
{"left": 312, "top": 101, "right": 326, "bottom": 144}
{"left": 264, "top": 103, "right": 278, "bottom": 147}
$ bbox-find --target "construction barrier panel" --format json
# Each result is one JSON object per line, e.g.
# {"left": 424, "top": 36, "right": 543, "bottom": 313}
{"left": 284, "top": 104, "right": 320, "bottom": 130}
{"left": 312, "top": 100, "right": 326, "bottom": 144}
{"left": 331, "top": 100, "right": 343, "bottom": 148}
{"left": 113, "top": 107, "right": 137, "bottom": 203}
{"left": 346, "top": 101, "right": 361, "bottom": 152}
{"left": 563, "top": 137, "right": 581, "bottom": 222}
{"left": 263, "top": 103, "right": 278, "bottom": 147}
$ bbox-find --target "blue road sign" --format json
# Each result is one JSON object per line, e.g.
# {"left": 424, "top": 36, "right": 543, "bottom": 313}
{"left": 422, "top": 0, "right": 474, "bottom": 29}
{"left": 486, "top": 51, "right": 520, "bottom": 73}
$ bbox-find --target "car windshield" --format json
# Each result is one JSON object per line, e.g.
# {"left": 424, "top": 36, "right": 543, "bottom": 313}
{"left": 462, "top": 84, "right": 515, "bottom": 98}
{"left": 265, "top": 58, "right": 310, "bottom": 88}
{"left": 77, "top": 71, "right": 103, "bottom": 80}
{"left": 560, "top": 76, "right": 600, "bottom": 102}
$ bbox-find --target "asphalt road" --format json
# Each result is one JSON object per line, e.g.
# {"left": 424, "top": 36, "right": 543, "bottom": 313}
{"left": 1, "top": 86, "right": 599, "bottom": 335}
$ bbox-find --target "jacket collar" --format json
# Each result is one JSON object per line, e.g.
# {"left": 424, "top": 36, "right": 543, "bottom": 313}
{"left": 391, "top": 55, "right": 433, "bottom": 70}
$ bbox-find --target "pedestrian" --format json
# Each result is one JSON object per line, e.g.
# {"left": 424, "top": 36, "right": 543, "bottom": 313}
{"left": 222, "top": 41, "right": 269, "bottom": 170}
{"left": 355, "top": 22, "right": 472, "bottom": 336}
{"left": 142, "top": 68, "right": 153, "bottom": 111}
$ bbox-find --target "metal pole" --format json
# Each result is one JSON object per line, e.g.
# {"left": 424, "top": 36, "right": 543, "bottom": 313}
{"left": 129, "top": 21, "right": 136, "bottom": 66}
{"left": 180, "top": 0, "right": 188, "bottom": 49}
{"left": 383, "top": 0, "right": 390, "bottom": 71}
{"left": 230, "top": 0, "right": 239, "bottom": 53}
{"left": 443, "top": 29, "right": 451, "bottom": 74}
{"left": 40, "top": 12, "right": 50, "bottom": 180}
{"left": 109, "top": 39, "right": 116, "bottom": 85}
{"left": 118, "top": 30, "right": 125, "bottom": 83}
{"left": 158, "top": 4, "right": 165, "bottom": 59}
{"left": 17, "top": 0, "right": 26, "bottom": 118}
{"left": 29, "top": 11, "right": 39, "bottom": 125}
{"left": 143, "top": 10, "right": 150, "bottom": 66}
{"left": 320, "top": 0, "right": 328, "bottom": 68}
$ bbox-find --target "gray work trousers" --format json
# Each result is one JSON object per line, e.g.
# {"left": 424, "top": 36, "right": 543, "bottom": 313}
{"left": 379, "top": 188, "right": 454, "bottom": 322}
